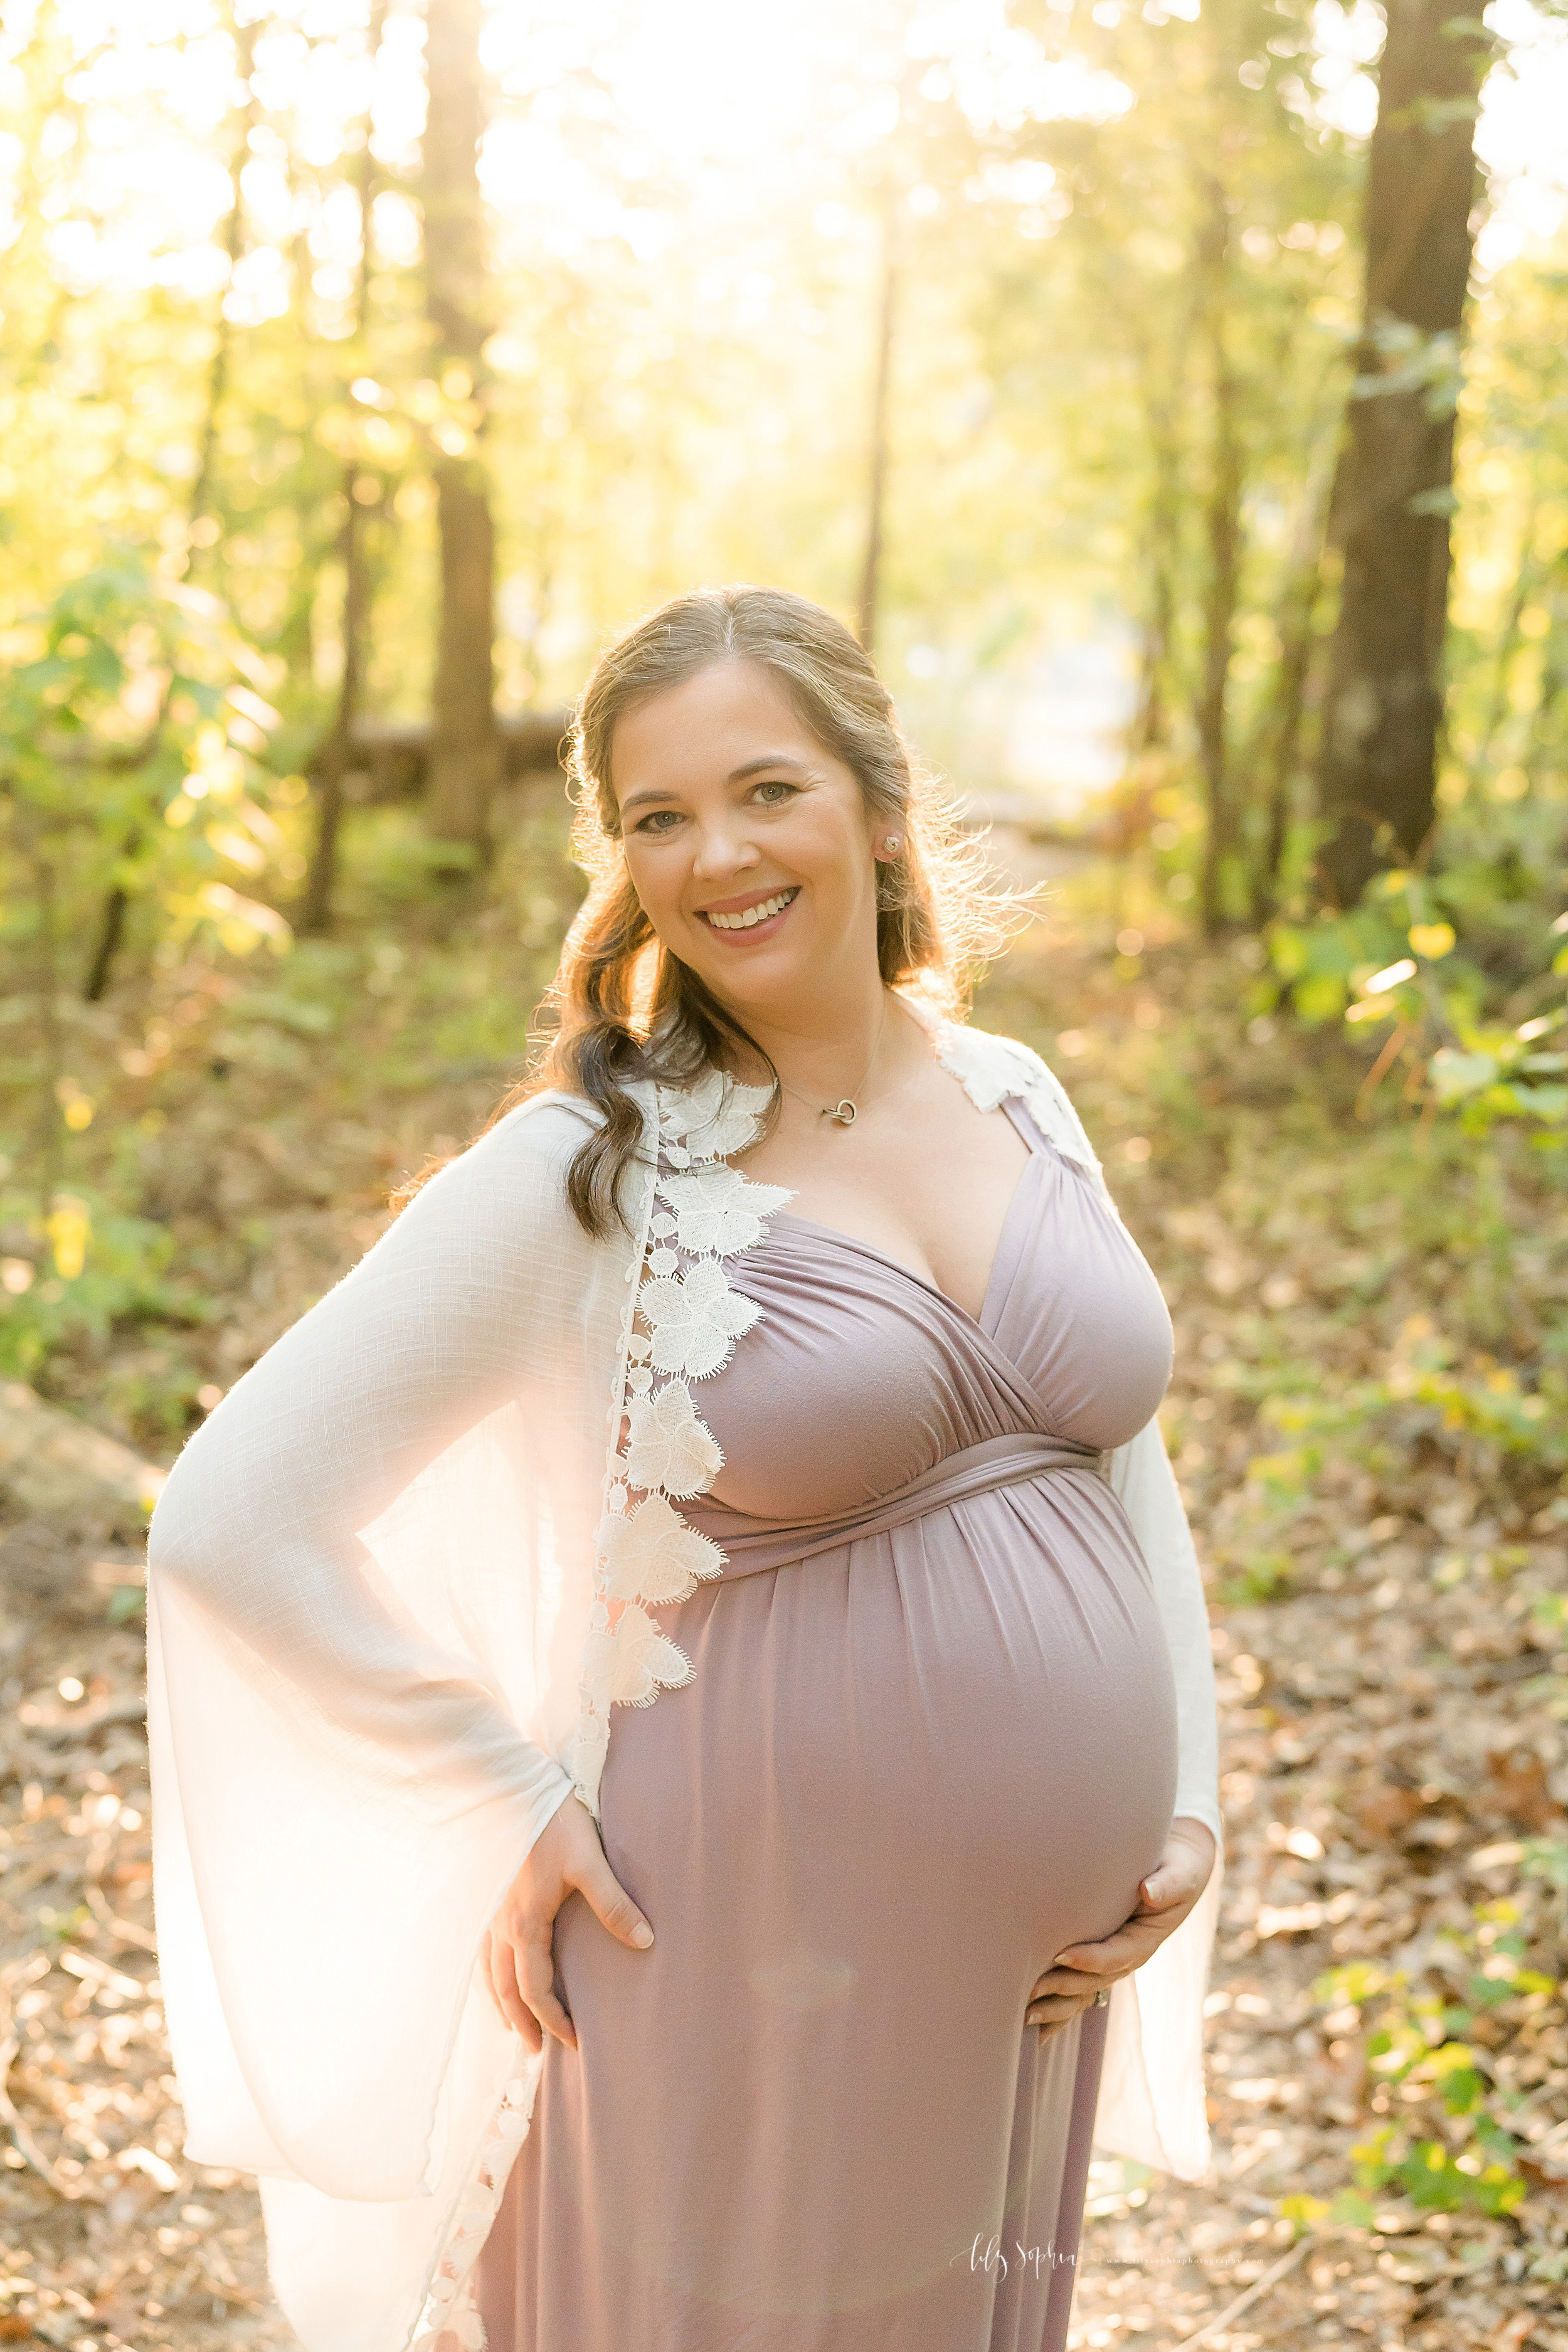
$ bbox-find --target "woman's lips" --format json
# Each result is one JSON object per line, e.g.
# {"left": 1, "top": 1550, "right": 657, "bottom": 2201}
{"left": 696, "top": 886, "right": 800, "bottom": 938}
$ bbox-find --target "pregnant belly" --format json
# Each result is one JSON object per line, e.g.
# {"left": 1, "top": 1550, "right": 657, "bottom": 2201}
{"left": 544, "top": 1477, "right": 1179, "bottom": 2319}
{"left": 598, "top": 1473, "right": 1179, "bottom": 1978}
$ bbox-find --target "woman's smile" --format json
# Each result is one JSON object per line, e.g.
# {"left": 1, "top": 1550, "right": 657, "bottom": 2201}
{"left": 695, "top": 884, "right": 801, "bottom": 937}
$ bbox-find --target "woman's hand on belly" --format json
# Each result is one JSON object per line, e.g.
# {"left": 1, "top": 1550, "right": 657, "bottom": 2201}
{"left": 482, "top": 1796, "right": 656, "bottom": 2054}
{"left": 1024, "top": 1818, "right": 1219, "bottom": 2041}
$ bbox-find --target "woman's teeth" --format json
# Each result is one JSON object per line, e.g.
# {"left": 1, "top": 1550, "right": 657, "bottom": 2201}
{"left": 704, "top": 889, "right": 798, "bottom": 931}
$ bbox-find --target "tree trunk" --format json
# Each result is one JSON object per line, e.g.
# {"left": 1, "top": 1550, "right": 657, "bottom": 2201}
{"left": 302, "top": 0, "right": 388, "bottom": 936}
{"left": 856, "top": 205, "right": 898, "bottom": 659}
{"left": 1255, "top": 556, "right": 1322, "bottom": 917}
{"left": 423, "top": 0, "right": 499, "bottom": 858}
{"left": 1315, "top": 0, "right": 1490, "bottom": 907}
{"left": 1253, "top": 457, "right": 1336, "bottom": 918}
{"left": 187, "top": 13, "right": 259, "bottom": 565}
{"left": 83, "top": 14, "right": 257, "bottom": 1000}
{"left": 1133, "top": 356, "right": 1183, "bottom": 757}
{"left": 1195, "top": 174, "right": 1243, "bottom": 938}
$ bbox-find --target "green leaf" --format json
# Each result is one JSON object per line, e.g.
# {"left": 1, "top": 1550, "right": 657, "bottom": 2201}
{"left": 1429, "top": 1047, "right": 1500, "bottom": 1102}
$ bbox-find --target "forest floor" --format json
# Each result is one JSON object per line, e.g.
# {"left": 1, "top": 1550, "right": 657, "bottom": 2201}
{"left": 2, "top": 803, "right": 1567, "bottom": 2351}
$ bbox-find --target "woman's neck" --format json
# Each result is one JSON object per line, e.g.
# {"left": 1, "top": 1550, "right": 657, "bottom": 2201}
{"left": 716, "top": 982, "right": 926, "bottom": 1106}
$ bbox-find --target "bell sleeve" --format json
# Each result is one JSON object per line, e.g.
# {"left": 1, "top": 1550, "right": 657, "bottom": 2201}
{"left": 1095, "top": 1409, "right": 1226, "bottom": 2181}
{"left": 146, "top": 1096, "right": 607, "bottom": 2207}
{"left": 1110, "top": 1414, "right": 1222, "bottom": 1848}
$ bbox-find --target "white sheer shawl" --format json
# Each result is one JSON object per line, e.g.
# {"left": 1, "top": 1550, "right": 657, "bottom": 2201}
{"left": 146, "top": 1008, "right": 1224, "bottom": 2352}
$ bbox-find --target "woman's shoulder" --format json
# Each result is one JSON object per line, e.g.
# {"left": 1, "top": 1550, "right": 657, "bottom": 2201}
{"left": 926, "top": 1014, "right": 1105, "bottom": 1184}
{"left": 406, "top": 1088, "right": 625, "bottom": 1229}
{"left": 495, "top": 1086, "right": 610, "bottom": 1142}
{"left": 923, "top": 1012, "right": 1079, "bottom": 1111}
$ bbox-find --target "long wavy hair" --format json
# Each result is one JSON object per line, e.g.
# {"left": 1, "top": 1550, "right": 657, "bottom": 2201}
{"left": 403, "top": 585, "right": 1024, "bottom": 1236}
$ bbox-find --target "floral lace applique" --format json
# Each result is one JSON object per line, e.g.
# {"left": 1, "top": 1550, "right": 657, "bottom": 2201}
{"left": 568, "top": 1071, "right": 791, "bottom": 1811}
{"left": 409, "top": 2072, "right": 536, "bottom": 2352}
{"left": 917, "top": 1005, "right": 1111, "bottom": 1202}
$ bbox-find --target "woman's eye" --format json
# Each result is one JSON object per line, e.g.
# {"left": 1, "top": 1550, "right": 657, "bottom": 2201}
{"left": 632, "top": 809, "right": 683, "bottom": 834}
{"left": 753, "top": 781, "right": 797, "bottom": 806}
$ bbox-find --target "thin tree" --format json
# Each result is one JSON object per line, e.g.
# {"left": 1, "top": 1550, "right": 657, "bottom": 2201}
{"left": 83, "top": 13, "right": 258, "bottom": 1000}
{"left": 1195, "top": 170, "right": 1244, "bottom": 937}
{"left": 300, "top": 0, "right": 388, "bottom": 936}
{"left": 1315, "top": 0, "right": 1492, "bottom": 906}
{"left": 422, "top": 0, "right": 499, "bottom": 859}
{"left": 1253, "top": 475, "right": 1332, "bottom": 918}
{"left": 1130, "top": 353, "right": 1183, "bottom": 761}
{"left": 856, "top": 194, "right": 898, "bottom": 659}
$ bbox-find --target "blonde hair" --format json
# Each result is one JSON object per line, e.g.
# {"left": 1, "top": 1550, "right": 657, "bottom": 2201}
{"left": 502, "top": 585, "right": 1020, "bottom": 1234}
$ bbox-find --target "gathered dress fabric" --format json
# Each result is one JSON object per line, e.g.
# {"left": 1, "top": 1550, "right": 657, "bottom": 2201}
{"left": 475, "top": 1099, "right": 1182, "bottom": 2352}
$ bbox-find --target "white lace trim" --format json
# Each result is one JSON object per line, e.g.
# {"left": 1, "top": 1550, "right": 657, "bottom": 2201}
{"left": 911, "top": 1000, "right": 1116, "bottom": 1209}
{"left": 567, "top": 1067, "right": 792, "bottom": 1813}
{"left": 404, "top": 1075, "right": 792, "bottom": 2351}
{"left": 408, "top": 2070, "right": 537, "bottom": 2352}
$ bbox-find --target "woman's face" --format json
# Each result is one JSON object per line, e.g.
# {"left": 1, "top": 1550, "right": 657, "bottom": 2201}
{"left": 611, "top": 658, "right": 887, "bottom": 1024}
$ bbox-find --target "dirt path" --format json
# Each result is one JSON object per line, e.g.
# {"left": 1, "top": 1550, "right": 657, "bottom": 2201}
{"left": 3, "top": 890, "right": 1565, "bottom": 2350}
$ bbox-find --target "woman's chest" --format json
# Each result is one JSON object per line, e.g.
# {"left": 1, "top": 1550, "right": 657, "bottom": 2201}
{"left": 686, "top": 1137, "right": 1173, "bottom": 1522}
{"left": 730, "top": 1081, "right": 1032, "bottom": 1325}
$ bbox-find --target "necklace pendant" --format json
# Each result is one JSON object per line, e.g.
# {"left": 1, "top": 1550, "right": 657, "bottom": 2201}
{"left": 825, "top": 1099, "right": 857, "bottom": 1125}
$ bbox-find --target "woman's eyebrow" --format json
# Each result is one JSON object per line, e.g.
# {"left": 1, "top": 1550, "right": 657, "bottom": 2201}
{"left": 727, "top": 755, "right": 815, "bottom": 781}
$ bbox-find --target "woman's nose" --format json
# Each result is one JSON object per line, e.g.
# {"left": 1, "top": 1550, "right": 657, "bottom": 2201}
{"left": 691, "top": 820, "right": 760, "bottom": 879}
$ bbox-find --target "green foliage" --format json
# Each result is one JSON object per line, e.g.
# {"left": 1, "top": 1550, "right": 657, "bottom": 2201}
{"left": 1263, "top": 865, "right": 1567, "bottom": 1137}
{"left": 0, "top": 551, "right": 299, "bottom": 970}
{"left": 1296, "top": 1897, "right": 1562, "bottom": 2227}
{"left": 0, "top": 1183, "right": 212, "bottom": 1384}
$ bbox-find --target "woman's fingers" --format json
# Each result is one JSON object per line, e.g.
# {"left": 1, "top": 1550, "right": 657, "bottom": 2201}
{"left": 1025, "top": 1991, "right": 1090, "bottom": 2023}
{"left": 571, "top": 1846, "right": 655, "bottom": 1953}
{"left": 1026, "top": 1984, "right": 1099, "bottom": 2039}
{"left": 480, "top": 1799, "right": 654, "bottom": 2066}
{"left": 1051, "top": 1922, "right": 1165, "bottom": 1982}
{"left": 1052, "top": 1892, "right": 1200, "bottom": 1983}
{"left": 1138, "top": 1862, "right": 1204, "bottom": 1910}
{"left": 485, "top": 1929, "right": 544, "bottom": 2053}
{"left": 514, "top": 1919, "right": 577, "bottom": 2050}
{"left": 480, "top": 1930, "right": 506, "bottom": 2027}
{"left": 1026, "top": 1823, "right": 1219, "bottom": 2036}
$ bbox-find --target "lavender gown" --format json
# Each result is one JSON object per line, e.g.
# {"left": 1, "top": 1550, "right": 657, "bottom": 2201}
{"left": 475, "top": 1098, "right": 1180, "bottom": 2351}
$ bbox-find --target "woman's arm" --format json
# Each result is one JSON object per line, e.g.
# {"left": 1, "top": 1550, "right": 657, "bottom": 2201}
{"left": 149, "top": 1103, "right": 591, "bottom": 1824}
{"left": 147, "top": 1098, "right": 625, "bottom": 2196}
{"left": 1109, "top": 1412, "right": 1222, "bottom": 1848}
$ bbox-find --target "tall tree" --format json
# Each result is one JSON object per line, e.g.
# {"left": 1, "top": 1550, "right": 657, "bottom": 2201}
{"left": 422, "top": 0, "right": 499, "bottom": 859}
{"left": 300, "top": 0, "right": 388, "bottom": 936}
{"left": 1315, "top": 0, "right": 1493, "bottom": 906}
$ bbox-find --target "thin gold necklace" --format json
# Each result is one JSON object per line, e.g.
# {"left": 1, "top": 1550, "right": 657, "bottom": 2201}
{"left": 774, "top": 995, "right": 888, "bottom": 1127}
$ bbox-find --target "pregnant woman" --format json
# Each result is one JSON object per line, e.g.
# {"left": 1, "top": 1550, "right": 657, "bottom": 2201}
{"left": 147, "top": 586, "right": 1222, "bottom": 2352}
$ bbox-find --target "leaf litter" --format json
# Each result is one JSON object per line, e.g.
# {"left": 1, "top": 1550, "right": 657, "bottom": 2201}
{"left": 3, "top": 866, "right": 1567, "bottom": 2350}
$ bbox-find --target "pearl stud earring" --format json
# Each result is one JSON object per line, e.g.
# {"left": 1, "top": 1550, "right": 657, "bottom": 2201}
{"left": 884, "top": 834, "right": 902, "bottom": 853}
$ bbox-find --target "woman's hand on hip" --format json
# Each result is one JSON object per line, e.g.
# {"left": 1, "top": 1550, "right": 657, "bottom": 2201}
{"left": 482, "top": 1795, "right": 654, "bottom": 2055}
{"left": 1025, "top": 1817, "right": 1218, "bottom": 2042}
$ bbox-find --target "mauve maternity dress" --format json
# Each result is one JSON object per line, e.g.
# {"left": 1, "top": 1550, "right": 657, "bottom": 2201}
{"left": 475, "top": 1096, "right": 1182, "bottom": 2351}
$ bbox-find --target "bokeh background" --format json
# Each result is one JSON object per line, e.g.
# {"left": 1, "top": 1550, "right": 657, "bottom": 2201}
{"left": 3, "top": 1, "right": 1568, "bottom": 2348}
